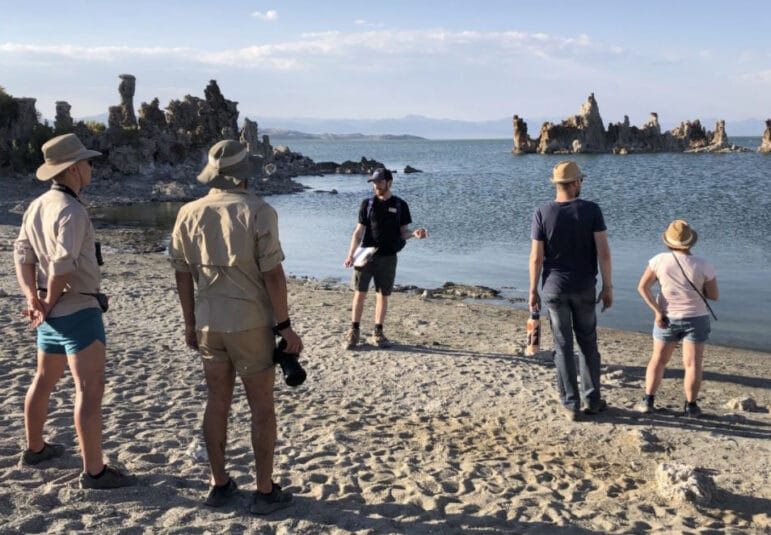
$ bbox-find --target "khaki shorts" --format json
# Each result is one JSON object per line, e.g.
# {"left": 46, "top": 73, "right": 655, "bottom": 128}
{"left": 198, "top": 326, "right": 274, "bottom": 378}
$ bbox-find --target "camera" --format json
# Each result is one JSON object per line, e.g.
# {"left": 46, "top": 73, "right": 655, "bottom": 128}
{"left": 273, "top": 338, "right": 307, "bottom": 387}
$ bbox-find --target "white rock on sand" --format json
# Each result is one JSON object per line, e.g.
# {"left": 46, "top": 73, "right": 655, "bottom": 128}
{"left": 0, "top": 223, "right": 770, "bottom": 533}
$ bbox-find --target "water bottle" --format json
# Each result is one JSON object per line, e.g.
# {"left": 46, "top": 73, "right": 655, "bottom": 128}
{"left": 525, "top": 311, "right": 540, "bottom": 356}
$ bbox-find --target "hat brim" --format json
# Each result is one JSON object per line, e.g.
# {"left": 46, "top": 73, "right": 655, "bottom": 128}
{"left": 35, "top": 149, "right": 102, "bottom": 181}
{"left": 197, "top": 155, "right": 261, "bottom": 189}
{"left": 550, "top": 173, "right": 585, "bottom": 184}
{"left": 662, "top": 229, "right": 698, "bottom": 250}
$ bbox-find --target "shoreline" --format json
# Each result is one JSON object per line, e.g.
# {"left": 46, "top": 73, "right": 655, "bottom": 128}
{"left": 1, "top": 237, "right": 770, "bottom": 532}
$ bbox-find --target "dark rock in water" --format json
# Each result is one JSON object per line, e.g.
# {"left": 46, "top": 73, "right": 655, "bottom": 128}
{"left": 513, "top": 94, "right": 751, "bottom": 154}
{"left": 404, "top": 165, "right": 422, "bottom": 173}
{"left": 437, "top": 282, "right": 501, "bottom": 299}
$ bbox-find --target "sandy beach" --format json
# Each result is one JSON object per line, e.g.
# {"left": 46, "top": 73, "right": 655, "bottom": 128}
{"left": 0, "top": 214, "right": 769, "bottom": 534}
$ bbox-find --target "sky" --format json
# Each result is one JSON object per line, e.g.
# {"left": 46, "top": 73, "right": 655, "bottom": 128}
{"left": 1, "top": 0, "right": 769, "bottom": 127}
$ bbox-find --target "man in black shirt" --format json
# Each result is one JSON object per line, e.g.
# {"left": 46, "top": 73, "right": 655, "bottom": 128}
{"left": 344, "top": 168, "right": 427, "bottom": 348}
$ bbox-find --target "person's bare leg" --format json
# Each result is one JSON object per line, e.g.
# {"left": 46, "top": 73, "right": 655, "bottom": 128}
{"left": 351, "top": 291, "right": 367, "bottom": 324}
{"left": 645, "top": 340, "right": 676, "bottom": 395}
{"left": 202, "top": 359, "right": 236, "bottom": 486}
{"left": 67, "top": 340, "right": 106, "bottom": 475}
{"left": 242, "top": 366, "right": 277, "bottom": 494}
{"left": 374, "top": 293, "right": 388, "bottom": 325}
{"left": 25, "top": 351, "right": 66, "bottom": 451}
{"left": 682, "top": 341, "right": 705, "bottom": 402}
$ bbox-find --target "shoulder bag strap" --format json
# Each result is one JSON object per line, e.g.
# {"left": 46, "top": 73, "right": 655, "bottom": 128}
{"left": 671, "top": 252, "right": 718, "bottom": 321}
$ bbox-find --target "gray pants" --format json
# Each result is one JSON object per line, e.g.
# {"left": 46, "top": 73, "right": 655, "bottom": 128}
{"left": 543, "top": 287, "right": 602, "bottom": 410}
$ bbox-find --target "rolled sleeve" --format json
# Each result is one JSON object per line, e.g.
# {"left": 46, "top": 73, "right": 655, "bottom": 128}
{"left": 254, "top": 205, "right": 285, "bottom": 273}
{"left": 14, "top": 237, "right": 37, "bottom": 265}
{"left": 168, "top": 230, "right": 192, "bottom": 273}
{"left": 49, "top": 210, "right": 86, "bottom": 276}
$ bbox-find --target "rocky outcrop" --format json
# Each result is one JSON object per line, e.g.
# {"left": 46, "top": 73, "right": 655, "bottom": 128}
{"left": 404, "top": 165, "right": 422, "bottom": 173}
{"left": 513, "top": 94, "right": 750, "bottom": 154}
{"left": 512, "top": 115, "right": 537, "bottom": 154}
{"left": 759, "top": 119, "right": 771, "bottom": 153}
{"left": 54, "top": 101, "right": 73, "bottom": 133}
{"left": 118, "top": 74, "right": 137, "bottom": 127}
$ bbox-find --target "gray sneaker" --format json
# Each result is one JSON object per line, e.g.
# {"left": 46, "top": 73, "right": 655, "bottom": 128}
{"left": 79, "top": 465, "right": 135, "bottom": 489}
{"left": 372, "top": 330, "right": 392, "bottom": 348}
{"left": 344, "top": 328, "right": 360, "bottom": 350}
{"left": 635, "top": 398, "right": 654, "bottom": 414}
{"left": 22, "top": 442, "right": 65, "bottom": 466}
{"left": 250, "top": 482, "right": 293, "bottom": 515}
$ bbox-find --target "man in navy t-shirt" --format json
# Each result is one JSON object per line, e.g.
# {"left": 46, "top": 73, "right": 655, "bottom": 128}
{"left": 343, "top": 168, "right": 428, "bottom": 349}
{"left": 528, "top": 160, "right": 613, "bottom": 421}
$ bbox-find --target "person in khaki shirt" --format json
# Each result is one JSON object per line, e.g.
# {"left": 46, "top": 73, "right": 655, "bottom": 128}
{"left": 14, "top": 133, "right": 133, "bottom": 489}
{"left": 169, "top": 139, "right": 302, "bottom": 514}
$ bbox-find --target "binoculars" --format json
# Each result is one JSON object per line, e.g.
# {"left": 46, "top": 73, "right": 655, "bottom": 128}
{"left": 274, "top": 338, "right": 307, "bottom": 387}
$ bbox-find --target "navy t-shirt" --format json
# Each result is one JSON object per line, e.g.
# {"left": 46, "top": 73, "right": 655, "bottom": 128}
{"left": 359, "top": 195, "right": 412, "bottom": 256}
{"left": 530, "top": 199, "right": 607, "bottom": 294}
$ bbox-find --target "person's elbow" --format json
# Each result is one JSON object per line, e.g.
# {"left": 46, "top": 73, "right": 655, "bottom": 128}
{"left": 705, "top": 280, "right": 719, "bottom": 301}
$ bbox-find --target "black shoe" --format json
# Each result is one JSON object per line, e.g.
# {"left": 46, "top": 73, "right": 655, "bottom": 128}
{"left": 583, "top": 399, "right": 608, "bottom": 415}
{"left": 205, "top": 478, "right": 238, "bottom": 507}
{"left": 79, "top": 465, "right": 136, "bottom": 489}
{"left": 250, "top": 482, "right": 293, "bottom": 515}
{"left": 21, "top": 442, "right": 65, "bottom": 466}
{"left": 683, "top": 401, "right": 702, "bottom": 418}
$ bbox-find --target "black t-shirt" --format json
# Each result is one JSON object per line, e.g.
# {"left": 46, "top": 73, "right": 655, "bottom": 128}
{"left": 358, "top": 195, "right": 412, "bottom": 256}
{"left": 530, "top": 199, "right": 607, "bottom": 294}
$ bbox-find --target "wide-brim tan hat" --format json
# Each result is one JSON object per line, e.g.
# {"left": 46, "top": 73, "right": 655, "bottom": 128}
{"left": 36, "top": 133, "right": 102, "bottom": 181}
{"left": 197, "top": 140, "right": 259, "bottom": 189}
{"left": 662, "top": 219, "right": 698, "bottom": 250}
{"left": 550, "top": 160, "right": 586, "bottom": 183}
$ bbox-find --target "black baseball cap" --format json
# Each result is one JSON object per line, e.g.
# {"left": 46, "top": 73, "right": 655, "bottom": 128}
{"left": 367, "top": 168, "right": 393, "bottom": 182}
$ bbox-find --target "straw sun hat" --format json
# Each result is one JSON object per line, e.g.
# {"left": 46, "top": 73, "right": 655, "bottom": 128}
{"left": 550, "top": 160, "right": 586, "bottom": 184}
{"left": 197, "top": 140, "right": 259, "bottom": 189}
{"left": 662, "top": 219, "right": 698, "bottom": 250}
{"left": 35, "top": 134, "right": 102, "bottom": 181}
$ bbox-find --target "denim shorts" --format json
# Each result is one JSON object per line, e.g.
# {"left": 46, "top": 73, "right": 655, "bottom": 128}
{"left": 37, "top": 307, "right": 106, "bottom": 355}
{"left": 653, "top": 314, "right": 711, "bottom": 343}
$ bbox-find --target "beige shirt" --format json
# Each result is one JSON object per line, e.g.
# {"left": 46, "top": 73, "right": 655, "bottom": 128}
{"left": 14, "top": 188, "right": 101, "bottom": 318}
{"left": 169, "top": 188, "right": 284, "bottom": 332}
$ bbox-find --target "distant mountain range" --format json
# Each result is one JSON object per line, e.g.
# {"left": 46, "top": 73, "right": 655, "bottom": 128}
{"left": 74, "top": 112, "right": 766, "bottom": 139}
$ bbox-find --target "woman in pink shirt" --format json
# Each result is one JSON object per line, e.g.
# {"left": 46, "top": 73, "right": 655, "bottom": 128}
{"left": 636, "top": 220, "right": 719, "bottom": 417}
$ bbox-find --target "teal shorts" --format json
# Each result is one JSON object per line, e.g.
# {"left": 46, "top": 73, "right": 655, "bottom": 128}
{"left": 37, "top": 307, "right": 106, "bottom": 355}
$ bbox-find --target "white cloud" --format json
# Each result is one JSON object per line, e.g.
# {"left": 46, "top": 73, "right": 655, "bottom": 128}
{"left": 0, "top": 28, "right": 616, "bottom": 70}
{"left": 740, "top": 69, "right": 771, "bottom": 83}
{"left": 251, "top": 10, "right": 278, "bottom": 21}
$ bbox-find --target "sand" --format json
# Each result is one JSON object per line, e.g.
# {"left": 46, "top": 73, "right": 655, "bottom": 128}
{"left": 0, "top": 218, "right": 770, "bottom": 534}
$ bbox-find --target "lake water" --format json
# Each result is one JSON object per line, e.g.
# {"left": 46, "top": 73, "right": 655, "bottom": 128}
{"left": 93, "top": 137, "right": 771, "bottom": 352}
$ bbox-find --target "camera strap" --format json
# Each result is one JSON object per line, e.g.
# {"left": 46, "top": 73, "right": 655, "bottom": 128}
{"left": 670, "top": 252, "right": 717, "bottom": 321}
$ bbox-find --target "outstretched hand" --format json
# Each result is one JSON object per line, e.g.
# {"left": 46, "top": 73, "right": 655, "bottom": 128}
{"left": 413, "top": 228, "right": 428, "bottom": 239}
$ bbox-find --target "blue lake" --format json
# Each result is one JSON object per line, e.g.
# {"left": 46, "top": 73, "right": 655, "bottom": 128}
{"left": 95, "top": 137, "right": 771, "bottom": 352}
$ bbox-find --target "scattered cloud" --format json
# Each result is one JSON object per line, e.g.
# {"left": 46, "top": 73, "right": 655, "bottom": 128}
{"left": 740, "top": 69, "right": 771, "bottom": 83}
{"left": 251, "top": 10, "right": 278, "bottom": 21}
{"left": 0, "top": 29, "right": 638, "bottom": 71}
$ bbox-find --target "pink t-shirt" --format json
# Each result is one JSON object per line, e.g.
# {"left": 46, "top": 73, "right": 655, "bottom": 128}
{"left": 649, "top": 252, "right": 716, "bottom": 318}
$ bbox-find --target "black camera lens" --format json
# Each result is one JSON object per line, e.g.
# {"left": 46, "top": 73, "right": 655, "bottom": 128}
{"left": 274, "top": 338, "right": 307, "bottom": 387}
